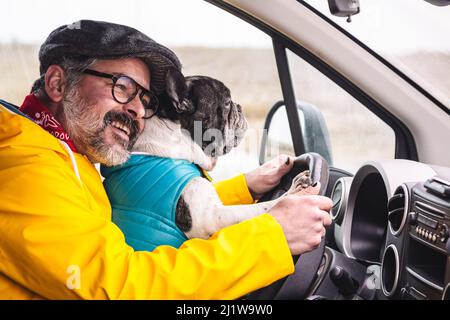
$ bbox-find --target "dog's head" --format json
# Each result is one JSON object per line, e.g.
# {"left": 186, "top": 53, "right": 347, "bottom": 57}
{"left": 156, "top": 68, "right": 248, "bottom": 157}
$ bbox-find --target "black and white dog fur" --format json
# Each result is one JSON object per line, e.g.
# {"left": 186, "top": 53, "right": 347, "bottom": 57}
{"left": 132, "top": 68, "right": 312, "bottom": 240}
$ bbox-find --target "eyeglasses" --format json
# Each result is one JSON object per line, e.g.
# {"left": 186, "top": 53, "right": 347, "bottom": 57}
{"left": 83, "top": 69, "right": 158, "bottom": 118}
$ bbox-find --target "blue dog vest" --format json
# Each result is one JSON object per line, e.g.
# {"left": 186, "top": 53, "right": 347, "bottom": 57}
{"left": 101, "top": 154, "right": 203, "bottom": 251}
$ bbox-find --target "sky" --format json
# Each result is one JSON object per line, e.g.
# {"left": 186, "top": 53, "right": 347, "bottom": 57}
{"left": 0, "top": 0, "right": 270, "bottom": 47}
{"left": 306, "top": 0, "right": 450, "bottom": 54}
{"left": 1, "top": 0, "right": 449, "bottom": 54}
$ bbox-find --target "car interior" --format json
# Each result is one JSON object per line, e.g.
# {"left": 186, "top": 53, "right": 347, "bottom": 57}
{"left": 1, "top": 0, "right": 449, "bottom": 300}
{"left": 208, "top": 0, "right": 450, "bottom": 300}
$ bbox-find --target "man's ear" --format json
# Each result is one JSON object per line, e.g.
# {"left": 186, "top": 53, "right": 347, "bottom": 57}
{"left": 44, "top": 65, "right": 67, "bottom": 103}
{"left": 165, "top": 67, "right": 194, "bottom": 113}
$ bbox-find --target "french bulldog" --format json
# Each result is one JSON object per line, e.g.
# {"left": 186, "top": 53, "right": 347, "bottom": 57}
{"left": 132, "top": 68, "right": 313, "bottom": 240}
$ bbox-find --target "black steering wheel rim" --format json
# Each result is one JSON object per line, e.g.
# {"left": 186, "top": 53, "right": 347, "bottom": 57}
{"left": 247, "top": 152, "right": 330, "bottom": 300}
{"left": 260, "top": 152, "right": 329, "bottom": 202}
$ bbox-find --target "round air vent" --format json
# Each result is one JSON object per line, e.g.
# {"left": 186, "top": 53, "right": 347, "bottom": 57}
{"left": 381, "top": 245, "right": 400, "bottom": 297}
{"left": 387, "top": 185, "right": 409, "bottom": 236}
{"left": 443, "top": 283, "right": 450, "bottom": 300}
{"left": 330, "top": 177, "right": 352, "bottom": 225}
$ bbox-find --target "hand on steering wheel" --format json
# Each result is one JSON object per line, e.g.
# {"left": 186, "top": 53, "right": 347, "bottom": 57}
{"left": 244, "top": 154, "right": 295, "bottom": 200}
{"left": 247, "top": 152, "right": 331, "bottom": 300}
{"left": 260, "top": 152, "right": 329, "bottom": 202}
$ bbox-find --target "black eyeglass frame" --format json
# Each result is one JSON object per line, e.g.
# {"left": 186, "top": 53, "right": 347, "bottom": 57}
{"left": 83, "top": 68, "right": 158, "bottom": 118}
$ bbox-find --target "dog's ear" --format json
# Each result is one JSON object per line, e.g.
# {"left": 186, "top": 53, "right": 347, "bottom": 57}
{"left": 166, "top": 67, "right": 195, "bottom": 114}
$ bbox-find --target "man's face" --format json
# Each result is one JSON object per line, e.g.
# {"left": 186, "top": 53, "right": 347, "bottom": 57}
{"left": 62, "top": 58, "right": 149, "bottom": 166}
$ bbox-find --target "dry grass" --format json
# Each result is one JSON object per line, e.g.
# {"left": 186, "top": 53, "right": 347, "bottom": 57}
{"left": 1, "top": 44, "right": 448, "bottom": 177}
{"left": 173, "top": 47, "right": 283, "bottom": 120}
{"left": 0, "top": 44, "right": 40, "bottom": 105}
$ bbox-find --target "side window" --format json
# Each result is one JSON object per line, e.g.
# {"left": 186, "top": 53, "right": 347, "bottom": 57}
{"left": 283, "top": 50, "right": 396, "bottom": 173}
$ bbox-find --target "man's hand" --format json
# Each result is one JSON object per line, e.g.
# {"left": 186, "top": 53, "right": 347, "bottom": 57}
{"left": 245, "top": 155, "right": 294, "bottom": 200}
{"left": 268, "top": 190, "right": 333, "bottom": 255}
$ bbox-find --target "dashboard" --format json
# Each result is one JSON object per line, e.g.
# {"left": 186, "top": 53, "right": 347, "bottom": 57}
{"left": 315, "top": 160, "right": 450, "bottom": 300}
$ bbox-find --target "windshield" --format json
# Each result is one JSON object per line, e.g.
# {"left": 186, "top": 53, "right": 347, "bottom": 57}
{"left": 302, "top": 0, "right": 450, "bottom": 109}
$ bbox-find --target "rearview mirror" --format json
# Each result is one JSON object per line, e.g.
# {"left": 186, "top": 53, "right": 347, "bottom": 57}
{"left": 328, "top": 0, "right": 360, "bottom": 22}
{"left": 423, "top": 0, "right": 450, "bottom": 6}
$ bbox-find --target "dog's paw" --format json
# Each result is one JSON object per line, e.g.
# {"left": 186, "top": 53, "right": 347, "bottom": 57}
{"left": 196, "top": 157, "right": 217, "bottom": 171}
{"left": 287, "top": 170, "right": 313, "bottom": 195}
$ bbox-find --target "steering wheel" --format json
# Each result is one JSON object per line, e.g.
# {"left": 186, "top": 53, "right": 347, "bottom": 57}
{"left": 247, "top": 152, "right": 330, "bottom": 300}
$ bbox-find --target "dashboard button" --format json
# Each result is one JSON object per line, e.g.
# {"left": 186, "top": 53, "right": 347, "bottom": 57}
{"left": 409, "top": 212, "right": 418, "bottom": 225}
{"left": 439, "top": 225, "right": 449, "bottom": 243}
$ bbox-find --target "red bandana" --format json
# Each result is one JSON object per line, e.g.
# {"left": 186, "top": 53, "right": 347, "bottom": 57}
{"left": 20, "top": 94, "right": 77, "bottom": 152}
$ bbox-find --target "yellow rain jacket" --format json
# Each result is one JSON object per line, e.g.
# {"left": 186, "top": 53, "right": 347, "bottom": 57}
{"left": 0, "top": 102, "right": 294, "bottom": 299}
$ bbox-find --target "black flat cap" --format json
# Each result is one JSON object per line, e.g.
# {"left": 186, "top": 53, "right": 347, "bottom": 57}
{"left": 39, "top": 20, "right": 181, "bottom": 93}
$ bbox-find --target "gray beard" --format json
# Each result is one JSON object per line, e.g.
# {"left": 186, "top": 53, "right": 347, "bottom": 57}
{"left": 61, "top": 89, "right": 131, "bottom": 166}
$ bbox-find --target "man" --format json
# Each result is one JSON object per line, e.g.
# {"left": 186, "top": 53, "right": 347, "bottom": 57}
{"left": 0, "top": 20, "right": 332, "bottom": 299}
